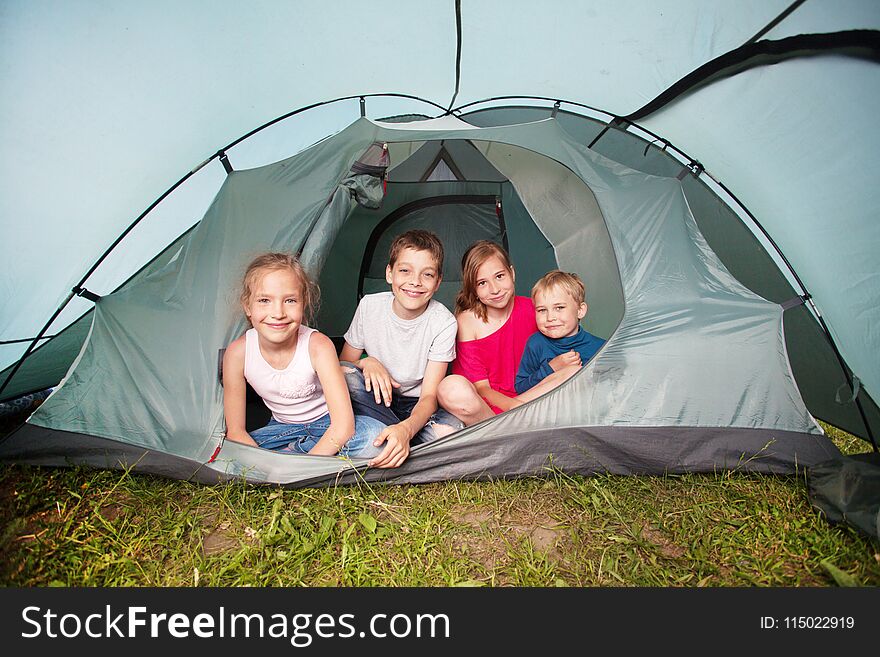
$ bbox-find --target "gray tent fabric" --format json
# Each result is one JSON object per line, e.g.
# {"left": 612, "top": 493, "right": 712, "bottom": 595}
{"left": 0, "top": 115, "right": 846, "bottom": 484}
{"left": 808, "top": 453, "right": 880, "bottom": 541}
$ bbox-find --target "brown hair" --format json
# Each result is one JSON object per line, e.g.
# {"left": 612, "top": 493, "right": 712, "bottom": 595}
{"left": 388, "top": 229, "right": 445, "bottom": 277}
{"left": 531, "top": 270, "right": 586, "bottom": 305}
{"left": 239, "top": 252, "right": 320, "bottom": 324}
{"left": 454, "top": 240, "right": 514, "bottom": 322}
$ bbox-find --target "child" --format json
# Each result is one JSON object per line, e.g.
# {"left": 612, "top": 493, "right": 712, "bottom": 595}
{"left": 340, "top": 229, "right": 464, "bottom": 469}
{"left": 223, "top": 253, "right": 385, "bottom": 458}
{"left": 514, "top": 270, "right": 605, "bottom": 394}
{"left": 437, "top": 241, "right": 579, "bottom": 427}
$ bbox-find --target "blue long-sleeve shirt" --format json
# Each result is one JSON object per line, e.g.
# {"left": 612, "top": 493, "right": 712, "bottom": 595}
{"left": 514, "top": 327, "right": 605, "bottom": 394}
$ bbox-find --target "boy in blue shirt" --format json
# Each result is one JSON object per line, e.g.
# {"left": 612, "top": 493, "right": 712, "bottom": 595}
{"left": 514, "top": 270, "right": 605, "bottom": 394}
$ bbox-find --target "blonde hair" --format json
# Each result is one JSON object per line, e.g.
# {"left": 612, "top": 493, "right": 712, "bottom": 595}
{"left": 239, "top": 252, "right": 320, "bottom": 324}
{"left": 531, "top": 270, "right": 585, "bottom": 305}
{"left": 388, "top": 229, "right": 445, "bottom": 276}
{"left": 454, "top": 240, "right": 514, "bottom": 322}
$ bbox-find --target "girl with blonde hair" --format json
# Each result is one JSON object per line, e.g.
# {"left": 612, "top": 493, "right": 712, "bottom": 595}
{"left": 223, "top": 252, "right": 385, "bottom": 456}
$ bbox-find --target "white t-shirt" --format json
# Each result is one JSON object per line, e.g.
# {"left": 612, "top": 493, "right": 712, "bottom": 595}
{"left": 343, "top": 292, "right": 456, "bottom": 397}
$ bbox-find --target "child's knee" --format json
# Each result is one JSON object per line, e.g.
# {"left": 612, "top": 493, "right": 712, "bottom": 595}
{"left": 437, "top": 375, "right": 468, "bottom": 404}
{"left": 438, "top": 376, "right": 478, "bottom": 414}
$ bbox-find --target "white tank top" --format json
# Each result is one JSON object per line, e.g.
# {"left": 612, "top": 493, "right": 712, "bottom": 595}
{"left": 243, "top": 325, "right": 329, "bottom": 424}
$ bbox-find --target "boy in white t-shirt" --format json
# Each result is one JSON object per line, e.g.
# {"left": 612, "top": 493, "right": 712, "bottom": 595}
{"left": 340, "top": 229, "right": 464, "bottom": 468}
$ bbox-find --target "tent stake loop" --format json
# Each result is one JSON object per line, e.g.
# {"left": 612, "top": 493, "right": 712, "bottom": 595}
{"left": 72, "top": 287, "right": 101, "bottom": 303}
{"left": 781, "top": 293, "right": 811, "bottom": 311}
{"left": 677, "top": 160, "right": 704, "bottom": 180}
{"left": 836, "top": 376, "right": 861, "bottom": 405}
{"left": 218, "top": 152, "right": 233, "bottom": 174}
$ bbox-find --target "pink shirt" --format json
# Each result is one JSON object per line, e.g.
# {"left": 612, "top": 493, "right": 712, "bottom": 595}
{"left": 244, "top": 325, "right": 329, "bottom": 424}
{"left": 452, "top": 296, "right": 538, "bottom": 414}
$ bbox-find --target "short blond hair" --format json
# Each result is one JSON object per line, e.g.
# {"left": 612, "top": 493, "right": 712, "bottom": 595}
{"left": 531, "top": 270, "right": 585, "bottom": 305}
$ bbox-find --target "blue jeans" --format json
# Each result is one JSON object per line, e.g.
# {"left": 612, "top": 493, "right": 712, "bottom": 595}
{"left": 249, "top": 413, "right": 385, "bottom": 458}
{"left": 341, "top": 362, "right": 464, "bottom": 444}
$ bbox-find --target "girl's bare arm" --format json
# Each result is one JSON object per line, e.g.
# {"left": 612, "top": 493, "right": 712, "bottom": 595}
{"left": 222, "top": 337, "right": 258, "bottom": 446}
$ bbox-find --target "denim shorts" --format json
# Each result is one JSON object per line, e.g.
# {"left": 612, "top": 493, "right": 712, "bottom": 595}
{"left": 341, "top": 362, "right": 464, "bottom": 444}
{"left": 249, "top": 413, "right": 385, "bottom": 458}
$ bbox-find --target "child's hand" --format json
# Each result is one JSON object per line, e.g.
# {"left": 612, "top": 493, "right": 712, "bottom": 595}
{"left": 368, "top": 423, "right": 412, "bottom": 468}
{"left": 360, "top": 357, "right": 401, "bottom": 406}
{"left": 549, "top": 350, "right": 581, "bottom": 371}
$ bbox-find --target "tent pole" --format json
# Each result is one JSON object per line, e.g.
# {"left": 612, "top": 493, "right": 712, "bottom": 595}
{"left": 445, "top": 0, "right": 463, "bottom": 113}
{"left": 745, "top": 0, "right": 808, "bottom": 44}
{"left": 0, "top": 290, "right": 75, "bottom": 397}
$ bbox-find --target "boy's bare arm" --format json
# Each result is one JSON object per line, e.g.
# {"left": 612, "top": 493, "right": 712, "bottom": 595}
{"left": 368, "top": 360, "right": 447, "bottom": 469}
{"left": 338, "top": 342, "right": 363, "bottom": 364}
{"left": 400, "top": 359, "right": 447, "bottom": 436}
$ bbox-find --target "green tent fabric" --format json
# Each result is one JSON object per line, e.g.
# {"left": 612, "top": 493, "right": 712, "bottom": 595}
{"left": 1, "top": 3, "right": 878, "bottom": 490}
{"left": 0, "top": 115, "right": 846, "bottom": 484}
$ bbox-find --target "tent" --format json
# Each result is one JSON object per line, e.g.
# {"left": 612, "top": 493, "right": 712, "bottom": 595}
{"left": 1, "top": 2, "right": 878, "bottom": 488}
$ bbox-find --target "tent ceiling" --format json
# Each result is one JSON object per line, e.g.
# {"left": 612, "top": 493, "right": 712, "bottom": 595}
{"left": 1, "top": 1, "right": 879, "bottom": 402}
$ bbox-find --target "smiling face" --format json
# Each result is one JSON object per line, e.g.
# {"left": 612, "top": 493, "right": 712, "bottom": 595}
{"left": 533, "top": 284, "right": 587, "bottom": 339}
{"left": 474, "top": 255, "right": 516, "bottom": 313}
{"left": 244, "top": 267, "right": 304, "bottom": 348}
{"left": 385, "top": 247, "right": 442, "bottom": 319}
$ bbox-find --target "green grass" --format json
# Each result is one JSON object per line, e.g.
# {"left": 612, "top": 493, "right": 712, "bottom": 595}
{"left": 0, "top": 421, "right": 877, "bottom": 587}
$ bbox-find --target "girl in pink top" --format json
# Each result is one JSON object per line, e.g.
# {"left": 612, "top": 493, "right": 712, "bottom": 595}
{"left": 222, "top": 253, "right": 384, "bottom": 457}
{"left": 452, "top": 295, "right": 536, "bottom": 414}
{"left": 438, "top": 241, "right": 586, "bottom": 426}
